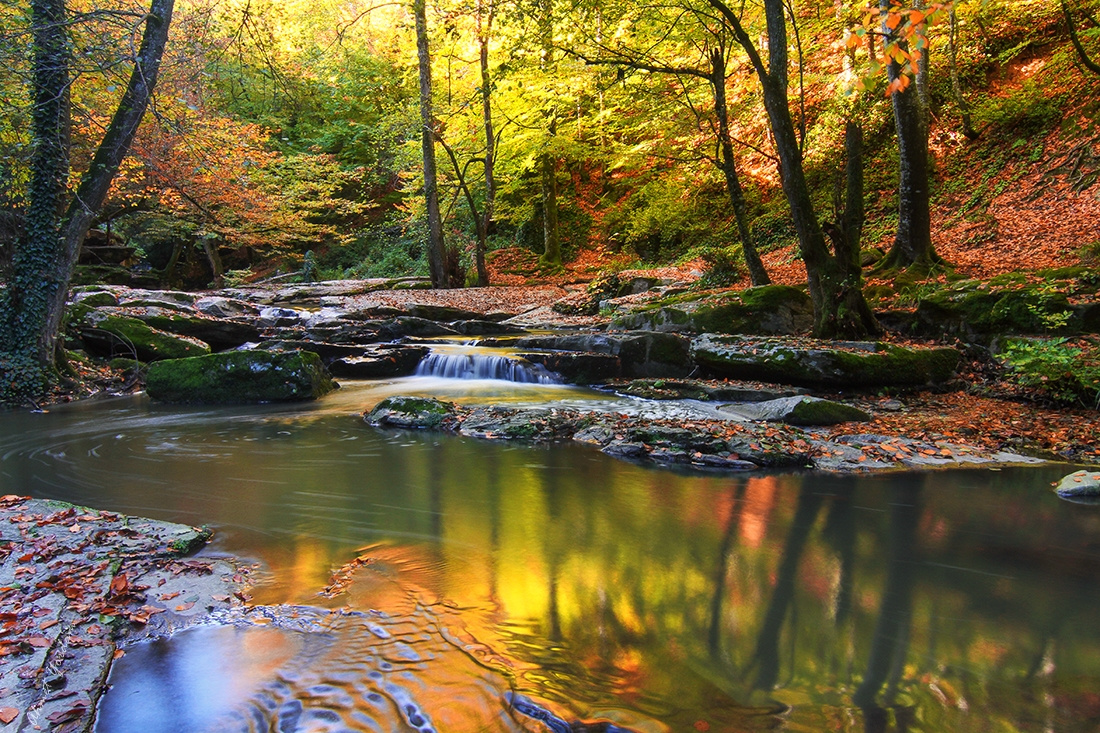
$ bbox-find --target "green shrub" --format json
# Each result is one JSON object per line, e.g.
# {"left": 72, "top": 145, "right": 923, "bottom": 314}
{"left": 999, "top": 338, "right": 1100, "bottom": 408}
{"left": 972, "top": 79, "right": 1061, "bottom": 134}
{"left": 696, "top": 245, "right": 746, "bottom": 289}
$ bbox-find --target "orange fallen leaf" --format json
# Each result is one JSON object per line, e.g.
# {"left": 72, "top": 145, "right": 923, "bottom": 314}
{"left": 175, "top": 601, "right": 195, "bottom": 612}
{"left": 26, "top": 636, "right": 50, "bottom": 648}
{"left": 0, "top": 707, "right": 18, "bottom": 724}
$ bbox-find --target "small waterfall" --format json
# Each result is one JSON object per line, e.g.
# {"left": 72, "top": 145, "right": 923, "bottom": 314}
{"left": 414, "top": 352, "right": 560, "bottom": 384}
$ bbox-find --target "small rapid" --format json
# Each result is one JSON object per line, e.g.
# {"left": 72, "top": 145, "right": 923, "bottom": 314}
{"left": 413, "top": 347, "right": 560, "bottom": 384}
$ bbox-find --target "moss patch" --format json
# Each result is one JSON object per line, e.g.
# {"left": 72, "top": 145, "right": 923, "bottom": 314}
{"left": 83, "top": 315, "right": 211, "bottom": 362}
{"left": 146, "top": 349, "right": 335, "bottom": 404}
{"left": 691, "top": 335, "right": 960, "bottom": 388}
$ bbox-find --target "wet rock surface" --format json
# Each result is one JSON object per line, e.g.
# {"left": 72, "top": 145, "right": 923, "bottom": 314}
{"left": 0, "top": 496, "right": 248, "bottom": 733}
{"left": 363, "top": 395, "right": 1043, "bottom": 474}
{"left": 1054, "top": 469, "right": 1100, "bottom": 499}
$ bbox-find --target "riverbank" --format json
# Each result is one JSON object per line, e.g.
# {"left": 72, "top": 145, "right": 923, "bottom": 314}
{"left": 0, "top": 497, "right": 249, "bottom": 733}
{"left": 33, "top": 278, "right": 1100, "bottom": 470}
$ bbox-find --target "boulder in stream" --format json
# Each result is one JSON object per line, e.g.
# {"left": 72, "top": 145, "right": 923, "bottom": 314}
{"left": 366, "top": 396, "right": 455, "bottom": 429}
{"left": 146, "top": 349, "right": 335, "bottom": 403}
{"left": 517, "top": 351, "right": 622, "bottom": 383}
{"left": 100, "top": 306, "right": 260, "bottom": 350}
{"left": 1054, "top": 470, "right": 1100, "bottom": 499}
{"left": 513, "top": 331, "right": 692, "bottom": 378}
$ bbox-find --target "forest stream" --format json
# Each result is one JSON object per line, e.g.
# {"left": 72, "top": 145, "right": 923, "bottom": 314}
{"left": 2, "top": 377, "right": 1099, "bottom": 732}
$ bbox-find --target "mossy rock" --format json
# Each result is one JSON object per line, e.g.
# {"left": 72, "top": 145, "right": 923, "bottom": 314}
{"left": 72, "top": 290, "right": 120, "bottom": 308}
{"left": 915, "top": 280, "right": 1080, "bottom": 337}
{"left": 137, "top": 311, "right": 261, "bottom": 350}
{"left": 613, "top": 285, "right": 812, "bottom": 335}
{"left": 691, "top": 335, "right": 959, "bottom": 388}
{"left": 146, "top": 349, "right": 335, "bottom": 404}
{"left": 81, "top": 314, "right": 211, "bottom": 362}
{"left": 365, "top": 395, "right": 454, "bottom": 429}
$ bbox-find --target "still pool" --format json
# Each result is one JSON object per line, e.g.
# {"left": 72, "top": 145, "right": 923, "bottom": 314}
{"left": 2, "top": 381, "right": 1098, "bottom": 731}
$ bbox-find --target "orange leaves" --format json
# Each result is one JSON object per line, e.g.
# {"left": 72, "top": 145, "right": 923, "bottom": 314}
{"left": 845, "top": 1, "right": 956, "bottom": 96}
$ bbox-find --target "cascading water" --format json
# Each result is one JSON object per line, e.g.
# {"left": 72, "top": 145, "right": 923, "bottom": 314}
{"left": 414, "top": 350, "right": 560, "bottom": 384}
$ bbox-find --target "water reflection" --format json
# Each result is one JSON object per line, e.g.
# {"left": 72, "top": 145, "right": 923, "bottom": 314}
{"left": 2, "top": 393, "right": 1100, "bottom": 731}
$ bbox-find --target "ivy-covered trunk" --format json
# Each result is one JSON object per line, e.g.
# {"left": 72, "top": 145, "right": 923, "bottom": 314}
{"left": 1, "top": 0, "right": 174, "bottom": 405}
{"left": 1, "top": 0, "right": 70, "bottom": 403}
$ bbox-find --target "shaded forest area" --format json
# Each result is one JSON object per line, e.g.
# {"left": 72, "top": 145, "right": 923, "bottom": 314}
{"left": 0, "top": 0, "right": 1099, "bottom": 406}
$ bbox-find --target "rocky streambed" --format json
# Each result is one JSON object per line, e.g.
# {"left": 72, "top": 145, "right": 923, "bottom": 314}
{"left": 61, "top": 281, "right": 1072, "bottom": 473}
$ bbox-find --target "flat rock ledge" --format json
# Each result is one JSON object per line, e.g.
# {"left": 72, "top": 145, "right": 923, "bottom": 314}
{"left": 365, "top": 397, "right": 1044, "bottom": 474}
{"left": 0, "top": 497, "right": 250, "bottom": 733}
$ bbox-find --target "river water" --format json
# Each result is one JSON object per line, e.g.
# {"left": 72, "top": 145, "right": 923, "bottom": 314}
{"left": 2, "top": 379, "right": 1098, "bottom": 732}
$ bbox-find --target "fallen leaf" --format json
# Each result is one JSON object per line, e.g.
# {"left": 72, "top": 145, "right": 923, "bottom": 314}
{"left": 109, "top": 574, "right": 129, "bottom": 596}
{"left": 26, "top": 636, "right": 50, "bottom": 648}
{"left": 175, "top": 601, "right": 195, "bottom": 612}
{"left": 113, "top": 649, "right": 125, "bottom": 660}
{"left": 0, "top": 707, "right": 19, "bottom": 724}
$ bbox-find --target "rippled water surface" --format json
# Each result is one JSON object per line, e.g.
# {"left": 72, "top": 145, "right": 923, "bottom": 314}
{"left": 2, "top": 381, "right": 1099, "bottom": 732}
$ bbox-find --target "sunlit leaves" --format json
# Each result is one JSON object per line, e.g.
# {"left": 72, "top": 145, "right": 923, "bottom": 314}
{"left": 843, "top": 0, "right": 958, "bottom": 96}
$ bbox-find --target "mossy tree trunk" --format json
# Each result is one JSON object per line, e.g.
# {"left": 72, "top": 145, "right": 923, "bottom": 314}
{"left": 1, "top": 0, "right": 71, "bottom": 402}
{"left": 1, "top": 0, "right": 174, "bottom": 405}
{"left": 708, "top": 0, "right": 878, "bottom": 338}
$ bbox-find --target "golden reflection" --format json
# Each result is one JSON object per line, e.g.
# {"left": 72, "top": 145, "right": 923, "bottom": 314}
{"left": 741, "top": 476, "right": 780, "bottom": 548}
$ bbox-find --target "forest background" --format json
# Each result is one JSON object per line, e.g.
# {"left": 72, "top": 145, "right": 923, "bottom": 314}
{"left": 0, "top": 0, "right": 1098, "bottom": 404}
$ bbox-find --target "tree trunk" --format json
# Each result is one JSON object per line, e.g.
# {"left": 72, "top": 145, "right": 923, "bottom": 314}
{"left": 708, "top": 0, "right": 877, "bottom": 338}
{"left": 46, "top": 0, "right": 175, "bottom": 355}
{"left": 879, "top": 0, "right": 940, "bottom": 272}
{"left": 539, "top": 147, "right": 561, "bottom": 268}
{"left": 475, "top": 0, "right": 495, "bottom": 286}
{"left": 948, "top": 7, "right": 979, "bottom": 139}
{"left": 1063, "top": 0, "right": 1100, "bottom": 75}
{"left": 710, "top": 48, "right": 770, "bottom": 286}
{"left": 415, "top": 0, "right": 447, "bottom": 288}
{"left": 201, "top": 236, "right": 225, "bottom": 288}
{"left": 538, "top": 0, "right": 561, "bottom": 269}
{"left": 9, "top": 0, "right": 71, "bottom": 390}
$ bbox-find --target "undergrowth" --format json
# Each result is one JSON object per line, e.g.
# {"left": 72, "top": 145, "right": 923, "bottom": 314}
{"left": 999, "top": 338, "right": 1100, "bottom": 408}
